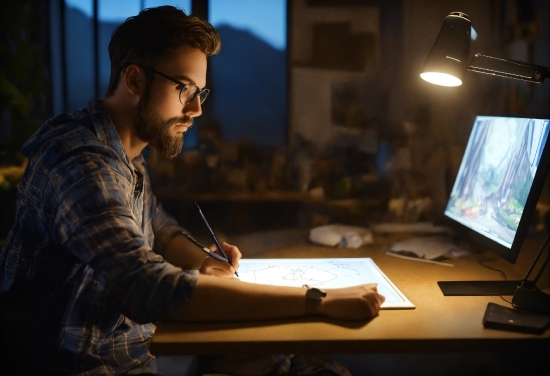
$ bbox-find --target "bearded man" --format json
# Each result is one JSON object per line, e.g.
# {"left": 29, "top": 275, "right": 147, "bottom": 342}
{"left": 0, "top": 6, "right": 384, "bottom": 375}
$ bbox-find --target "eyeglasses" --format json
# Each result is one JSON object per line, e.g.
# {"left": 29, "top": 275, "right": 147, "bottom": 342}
{"left": 139, "top": 65, "right": 210, "bottom": 104}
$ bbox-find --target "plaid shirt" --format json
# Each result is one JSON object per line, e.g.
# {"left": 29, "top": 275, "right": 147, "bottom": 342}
{"left": 0, "top": 100, "right": 197, "bottom": 375}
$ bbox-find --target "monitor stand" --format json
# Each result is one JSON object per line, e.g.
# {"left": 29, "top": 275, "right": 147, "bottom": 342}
{"left": 439, "top": 234, "right": 549, "bottom": 296}
{"left": 437, "top": 280, "right": 523, "bottom": 295}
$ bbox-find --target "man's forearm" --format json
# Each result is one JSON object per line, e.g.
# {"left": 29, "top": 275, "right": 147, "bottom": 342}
{"left": 170, "top": 274, "right": 310, "bottom": 322}
{"left": 169, "top": 274, "right": 384, "bottom": 322}
{"left": 163, "top": 234, "right": 206, "bottom": 270}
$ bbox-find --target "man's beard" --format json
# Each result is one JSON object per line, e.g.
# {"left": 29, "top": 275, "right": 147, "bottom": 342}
{"left": 134, "top": 86, "right": 192, "bottom": 159}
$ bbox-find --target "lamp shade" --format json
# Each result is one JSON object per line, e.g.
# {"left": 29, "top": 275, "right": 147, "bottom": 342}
{"left": 420, "top": 12, "right": 471, "bottom": 86}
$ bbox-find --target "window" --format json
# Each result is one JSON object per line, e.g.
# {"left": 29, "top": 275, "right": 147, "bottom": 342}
{"left": 207, "top": 0, "right": 288, "bottom": 148}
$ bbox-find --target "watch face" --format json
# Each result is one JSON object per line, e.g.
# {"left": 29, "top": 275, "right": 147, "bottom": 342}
{"left": 306, "top": 287, "right": 327, "bottom": 301}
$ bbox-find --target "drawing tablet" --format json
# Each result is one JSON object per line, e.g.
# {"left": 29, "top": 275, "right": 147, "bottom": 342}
{"left": 237, "top": 258, "right": 415, "bottom": 309}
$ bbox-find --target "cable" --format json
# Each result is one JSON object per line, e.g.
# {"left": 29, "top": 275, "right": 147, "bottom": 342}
{"left": 478, "top": 256, "right": 508, "bottom": 280}
{"left": 499, "top": 295, "right": 513, "bottom": 305}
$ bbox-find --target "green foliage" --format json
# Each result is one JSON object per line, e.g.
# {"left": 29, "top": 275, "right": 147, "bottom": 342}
{"left": 0, "top": 0, "right": 49, "bottom": 158}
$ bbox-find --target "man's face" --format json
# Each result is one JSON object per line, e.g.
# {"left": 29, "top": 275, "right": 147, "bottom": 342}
{"left": 134, "top": 46, "right": 207, "bottom": 159}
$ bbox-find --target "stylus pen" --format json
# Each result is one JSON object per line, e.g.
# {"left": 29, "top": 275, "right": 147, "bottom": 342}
{"left": 195, "top": 203, "right": 239, "bottom": 277}
{"left": 182, "top": 232, "right": 231, "bottom": 263}
{"left": 195, "top": 202, "right": 229, "bottom": 260}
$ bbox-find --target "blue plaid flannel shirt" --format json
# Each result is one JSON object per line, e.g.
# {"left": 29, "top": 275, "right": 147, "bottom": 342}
{"left": 0, "top": 99, "right": 198, "bottom": 375}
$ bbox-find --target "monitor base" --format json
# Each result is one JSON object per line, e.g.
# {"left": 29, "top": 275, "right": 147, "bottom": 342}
{"left": 438, "top": 280, "right": 523, "bottom": 296}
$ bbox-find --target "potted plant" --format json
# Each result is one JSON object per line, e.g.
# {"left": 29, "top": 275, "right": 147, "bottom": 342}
{"left": 0, "top": 0, "right": 50, "bottom": 241}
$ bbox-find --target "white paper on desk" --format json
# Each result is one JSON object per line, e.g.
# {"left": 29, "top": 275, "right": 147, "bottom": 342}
{"left": 309, "top": 224, "right": 373, "bottom": 248}
{"left": 387, "top": 235, "right": 466, "bottom": 265}
{"left": 237, "top": 258, "right": 415, "bottom": 309}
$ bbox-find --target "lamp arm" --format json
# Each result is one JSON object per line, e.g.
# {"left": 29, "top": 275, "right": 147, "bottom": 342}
{"left": 522, "top": 233, "right": 550, "bottom": 282}
{"left": 466, "top": 53, "right": 549, "bottom": 84}
{"left": 533, "top": 249, "right": 550, "bottom": 283}
{"left": 511, "top": 234, "right": 550, "bottom": 315}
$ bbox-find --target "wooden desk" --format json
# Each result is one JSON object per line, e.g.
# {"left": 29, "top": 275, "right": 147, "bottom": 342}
{"left": 151, "top": 229, "right": 550, "bottom": 357}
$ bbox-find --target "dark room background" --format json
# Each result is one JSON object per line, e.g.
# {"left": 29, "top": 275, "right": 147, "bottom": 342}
{"left": 1, "top": 0, "right": 550, "bottom": 239}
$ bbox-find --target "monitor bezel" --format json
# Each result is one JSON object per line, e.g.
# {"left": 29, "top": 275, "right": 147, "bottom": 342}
{"left": 442, "top": 115, "right": 550, "bottom": 264}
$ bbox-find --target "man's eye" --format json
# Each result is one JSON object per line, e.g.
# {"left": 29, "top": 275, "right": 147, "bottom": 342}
{"left": 178, "top": 84, "right": 190, "bottom": 92}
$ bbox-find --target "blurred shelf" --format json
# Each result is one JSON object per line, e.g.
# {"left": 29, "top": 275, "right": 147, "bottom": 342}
{"left": 155, "top": 187, "right": 382, "bottom": 208}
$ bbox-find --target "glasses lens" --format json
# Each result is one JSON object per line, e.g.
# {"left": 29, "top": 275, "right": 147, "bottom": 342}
{"left": 198, "top": 89, "right": 209, "bottom": 104}
{"left": 180, "top": 85, "right": 201, "bottom": 104}
{"left": 178, "top": 85, "right": 189, "bottom": 104}
{"left": 181, "top": 86, "right": 209, "bottom": 104}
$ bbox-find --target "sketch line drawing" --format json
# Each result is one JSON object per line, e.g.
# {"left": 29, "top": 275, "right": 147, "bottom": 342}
{"left": 237, "top": 258, "right": 415, "bottom": 309}
{"left": 240, "top": 261, "right": 360, "bottom": 287}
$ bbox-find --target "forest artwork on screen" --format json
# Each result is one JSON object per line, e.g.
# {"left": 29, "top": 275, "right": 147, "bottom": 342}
{"left": 445, "top": 116, "right": 550, "bottom": 249}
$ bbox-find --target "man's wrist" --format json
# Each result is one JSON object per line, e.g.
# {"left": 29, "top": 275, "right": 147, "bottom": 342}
{"left": 303, "top": 284, "right": 326, "bottom": 316}
{"left": 303, "top": 284, "right": 327, "bottom": 301}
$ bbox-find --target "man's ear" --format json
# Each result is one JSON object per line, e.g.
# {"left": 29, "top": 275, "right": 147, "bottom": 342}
{"left": 124, "top": 65, "right": 145, "bottom": 96}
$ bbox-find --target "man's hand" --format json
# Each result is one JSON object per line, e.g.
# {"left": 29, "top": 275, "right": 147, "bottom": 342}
{"left": 199, "top": 241, "right": 241, "bottom": 278}
{"left": 317, "top": 284, "right": 385, "bottom": 320}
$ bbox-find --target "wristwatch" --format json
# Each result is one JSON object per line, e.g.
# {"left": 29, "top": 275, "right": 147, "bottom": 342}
{"left": 303, "top": 284, "right": 327, "bottom": 301}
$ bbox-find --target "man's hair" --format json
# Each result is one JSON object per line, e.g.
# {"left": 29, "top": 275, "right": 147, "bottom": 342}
{"left": 105, "top": 6, "right": 221, "bottom": 96}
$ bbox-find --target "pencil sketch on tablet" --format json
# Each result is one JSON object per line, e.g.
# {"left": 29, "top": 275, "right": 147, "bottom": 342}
{"left": 239, "top": 260, "right": 359, "bottom": 286}
{"left": 237, "top": 258, "right": 415, "bottom": 309}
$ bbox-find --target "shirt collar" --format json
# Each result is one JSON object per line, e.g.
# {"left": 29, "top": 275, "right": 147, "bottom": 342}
{"left": 87, "top": 99, "right": 133, "bottom": 166}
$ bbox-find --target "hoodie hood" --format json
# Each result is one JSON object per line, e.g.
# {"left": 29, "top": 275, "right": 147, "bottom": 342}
{"left": 21, "top": 99, "right": 130, "bottom": 169}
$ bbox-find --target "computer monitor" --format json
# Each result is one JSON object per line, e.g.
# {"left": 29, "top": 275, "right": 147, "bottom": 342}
{"left": 438, "top": 115, "right": 550, "bottom": 296}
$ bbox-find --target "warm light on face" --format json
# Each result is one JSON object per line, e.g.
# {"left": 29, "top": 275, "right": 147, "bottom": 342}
{"left": 420, "top": 72, "right": 463, "bottom": 86}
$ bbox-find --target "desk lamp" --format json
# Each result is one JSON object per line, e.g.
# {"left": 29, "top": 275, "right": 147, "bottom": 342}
{"left": 420, "top": 12, "right": 550, "bottom": 317}
{"left": 420, "top": 12, "right": 549, "bottom": 87}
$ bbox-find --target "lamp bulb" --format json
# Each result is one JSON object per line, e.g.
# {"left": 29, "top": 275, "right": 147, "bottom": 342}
{"left": 420, "top": 72, "right": 462, "bottom": 87}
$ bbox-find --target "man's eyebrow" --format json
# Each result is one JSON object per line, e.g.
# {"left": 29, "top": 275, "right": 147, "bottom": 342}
{"left": 173, "top": 74, "right": 196, "bottom": 85}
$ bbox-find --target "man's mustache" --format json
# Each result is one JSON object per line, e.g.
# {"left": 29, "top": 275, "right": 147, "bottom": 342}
{"left": 165, "top": 116, "right": 193, "bottom": 129}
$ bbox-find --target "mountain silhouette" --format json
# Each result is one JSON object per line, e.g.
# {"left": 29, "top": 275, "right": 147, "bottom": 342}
{"left": 209, "top": 25, "right": 287, "bottom": 147}
{"left": 64, "top": 6, "right": 119, "bottom": 110}
{"left": 64, "top": 6, "right": 95, "bottom": 110}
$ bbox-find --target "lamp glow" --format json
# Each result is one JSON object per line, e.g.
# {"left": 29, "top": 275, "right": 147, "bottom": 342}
{"left": 420, "top": 72, "right": 462, "bottom": 87}
{"left": 420, "top": 12, "right": 471, "bottom": 87}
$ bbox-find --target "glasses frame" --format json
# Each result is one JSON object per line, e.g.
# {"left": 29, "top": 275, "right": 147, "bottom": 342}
{"left": 138, "top": 65, "right": 210, "bottom": 104}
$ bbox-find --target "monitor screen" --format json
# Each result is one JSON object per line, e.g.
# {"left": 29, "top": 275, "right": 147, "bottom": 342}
{"left": 444, "top": 115, "right": 550, "bottom": 263}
